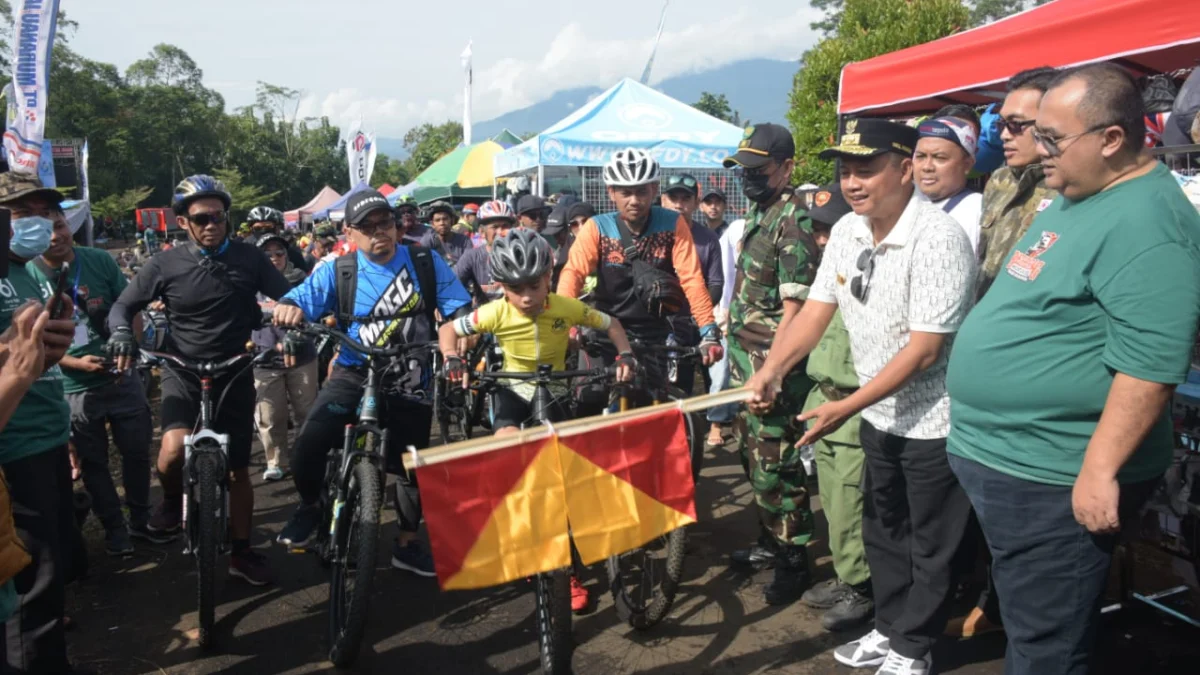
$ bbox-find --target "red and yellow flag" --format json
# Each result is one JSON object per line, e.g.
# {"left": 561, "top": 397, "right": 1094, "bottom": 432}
{"left": 414, "top": 407, "right": 697, "bottom": 590}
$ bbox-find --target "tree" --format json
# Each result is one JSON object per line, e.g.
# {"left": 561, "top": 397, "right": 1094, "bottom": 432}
{"left": 126, "top": 44, "right": 206, "bottom": 92}
{"left": 91, "top": 186, "right": 153, "bottom": 222}
{"left": 403, "top": 121, "right": 463, "bottom": 176}
{"left": 213, "top": 168, "right": 279, "bottom": 225}
{"left": 372, "top": 153, "right": 411, "bottom": 189}
{"left": 788, "top": 0, "right": 970, "bottom": 184}
{"left": 692, "top": 92, "right": 735, "bottom": 123}
{"left": 809, "top": 0, "right": 1048, "bottom": 31}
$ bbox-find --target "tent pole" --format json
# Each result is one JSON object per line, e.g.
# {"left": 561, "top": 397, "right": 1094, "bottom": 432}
{"left": 537, "top": 165, "right": 545, "bottom": 197}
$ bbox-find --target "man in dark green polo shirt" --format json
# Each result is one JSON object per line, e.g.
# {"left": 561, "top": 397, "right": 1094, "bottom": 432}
{"left": 30, "top": 212, "right": 170, "bottom": 557}
{"left": 947, "top": 64, "right": 1200, "bottom": 675}
{"left": 0, "top": 172, "right": 85, "bottom": 673}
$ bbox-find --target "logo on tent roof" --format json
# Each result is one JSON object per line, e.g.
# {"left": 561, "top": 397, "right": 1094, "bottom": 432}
{"left": 618, "top": 103, "right": 673, "bottom": 130}
{"left": 542, "top": 138, "right": 565, "bottom": 163}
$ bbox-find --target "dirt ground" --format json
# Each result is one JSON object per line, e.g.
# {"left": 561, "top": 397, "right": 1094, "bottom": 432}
{"left": 62, "top": 385, "right": 1200, "bottom": 674}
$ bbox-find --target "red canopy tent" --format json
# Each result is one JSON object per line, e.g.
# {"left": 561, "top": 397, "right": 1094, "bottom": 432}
{"left": 284, "top": 186, "right": 341, "bottom": 226}
{"left": 839, "top": 0, "right": 1200, "bottom": 117}
{"left": 377, "top": 184, "right": 396, "bottom": 197}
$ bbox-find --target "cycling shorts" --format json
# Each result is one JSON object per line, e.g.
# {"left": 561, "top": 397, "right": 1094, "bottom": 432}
{"left": 160, "top": 366, "right": 255, "bottom": 470}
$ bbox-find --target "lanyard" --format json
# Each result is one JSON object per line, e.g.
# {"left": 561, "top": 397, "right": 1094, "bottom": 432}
{"left": 70, "top": 262, "right": 82, "bottom": 308}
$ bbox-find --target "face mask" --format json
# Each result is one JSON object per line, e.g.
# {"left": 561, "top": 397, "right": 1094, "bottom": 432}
{"left": 741, "top": 169, "right": 781, "bottom": 204}
{"left": 11, "top": 215, "right": 54, "bottom": 259}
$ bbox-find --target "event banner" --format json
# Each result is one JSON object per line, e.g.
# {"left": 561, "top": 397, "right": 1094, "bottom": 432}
{"left": 81, "top": 139, "right": 89, "bottom": 201}
{"left": 345, "top": 120, "right": 377, "bottom": 187}
{"left": 3, "top": 0, "right": 60, "bottom": 175}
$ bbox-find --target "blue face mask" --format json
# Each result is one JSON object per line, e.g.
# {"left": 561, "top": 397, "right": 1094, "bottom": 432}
{"left": 11, "top": 216, "right": 54, "bottom": 259}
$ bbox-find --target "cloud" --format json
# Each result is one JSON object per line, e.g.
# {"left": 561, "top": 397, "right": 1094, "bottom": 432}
{"left": 300, "top": 7, "right": 820, "bottom": 138}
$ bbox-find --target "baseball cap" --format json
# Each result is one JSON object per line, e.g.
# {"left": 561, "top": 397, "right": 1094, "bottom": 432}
{"left": 819, "top": 118, "right": 918, "bottom": 161}
{"left": 664, "top": 173, "right": 699, "bottom": 195}
{"left": 723, "top": 123, "right": 795, "bottom": 169}
{"left": 701, "top": 188, "right": 726, "bottom": 202}
{"left": 544, "top": 205, "right": 569, "bottom": 237}
{"left": 566, "top": 201, "right": 596, "bottom": 223}
{"left": 0, "top": 172, "right": 64, "bottom": 207}
{"left": 516, "top": 194, "right": 547, "bottom": 216}
{"left": 462, "top": 203, "right": 479, "bottom": 215}
{"left": 804, "top": 183, "right": 851, "bottom": 228}
{"left": 343, "top": 189, "right": 392, "bottom": 227}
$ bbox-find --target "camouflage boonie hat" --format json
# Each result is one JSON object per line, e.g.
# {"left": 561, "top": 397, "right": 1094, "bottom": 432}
{"left": 0, "top": 171, "right": 64, "bottom": 206}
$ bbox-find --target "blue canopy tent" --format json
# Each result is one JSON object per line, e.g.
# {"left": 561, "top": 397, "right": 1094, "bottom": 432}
{"left": 312, "top": 181, "right": 375, "bottom": 220}
{"left": 491, "top": 78, "right": 746, "bottom": 214}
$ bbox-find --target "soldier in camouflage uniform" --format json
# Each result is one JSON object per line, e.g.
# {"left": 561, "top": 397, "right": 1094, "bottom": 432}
{"left": 976, "top": 67, "right": 1059, "bottom": 300}
{"left": 722, "top": 123, "right": 820, "bottom": 605}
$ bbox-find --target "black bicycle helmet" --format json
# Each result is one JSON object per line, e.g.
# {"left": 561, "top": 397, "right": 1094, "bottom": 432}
{"left": 255, "top": 233, "right": 290, "bottom": 251}
{"left": 247, "top": 206, "right": 284, "bottom": 227}
{"left": 489, "top": 228, "right": 554, "bottom": 285}
{"left": 427, "top": 200, "right": 456, "bottom": 219}
{"left": 172, "top": 174, "right": 232, "bottom": 215}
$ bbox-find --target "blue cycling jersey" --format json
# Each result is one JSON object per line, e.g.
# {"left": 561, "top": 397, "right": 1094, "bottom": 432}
{"left": 282, "top": 247, "right": 470, "bottom": 368}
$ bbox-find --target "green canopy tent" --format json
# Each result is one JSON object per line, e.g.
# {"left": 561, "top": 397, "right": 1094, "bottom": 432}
{"left": 405, "top": 130, "right": 523, "bottom": 205}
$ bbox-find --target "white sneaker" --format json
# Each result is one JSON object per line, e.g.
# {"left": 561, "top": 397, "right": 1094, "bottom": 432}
{"left": 875, "top": 650, "right": 931, "bottom": 675}
{"left": 263, "top": 466, "right": 284, "bottom": 481}
{"left": 834, "top": 629, "right": 890, "bottom": 668}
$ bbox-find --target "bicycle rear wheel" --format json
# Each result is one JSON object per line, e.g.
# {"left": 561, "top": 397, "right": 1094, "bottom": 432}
{"left": 534, "top": 569, "right": 573, "bottom": 674}
{"left": 328, "top": 455, "right": 382, "bottom": 667}
{"left": 193, "top": 449, "right": 222, "bottom": 649}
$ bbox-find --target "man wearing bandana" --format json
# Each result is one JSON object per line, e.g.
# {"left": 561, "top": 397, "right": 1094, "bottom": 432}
{"left": 913, "top": 117, "right": 984, "bottom": 254}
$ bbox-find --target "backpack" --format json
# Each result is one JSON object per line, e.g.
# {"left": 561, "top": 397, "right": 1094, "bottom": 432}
{"left": 613, "top": 218, "right": 685, "bottom": 318}
{"left": 334, "top": 246, "right": 438, "bottom": 330}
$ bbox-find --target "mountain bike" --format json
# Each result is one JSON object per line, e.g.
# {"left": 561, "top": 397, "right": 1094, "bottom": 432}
{"left": 467, "top": 364, "right": 614, "bottom": 675}
{"left": 432, "top": 334, "right": 501, "bottom": 444}
{"left": 144, "top": 347, "right": 274, "bottom": 649}
{"left": 602, "top": 338, "right": 706, "bottom": 630}
{"left": 290, "top": 322, "right": 437, "bottom": 667}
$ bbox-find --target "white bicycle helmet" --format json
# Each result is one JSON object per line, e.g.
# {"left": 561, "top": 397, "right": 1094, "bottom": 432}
{"left": 489, "top": 228, "right": 553, "bottom": 285}
{"left": 477, "top": 200, "right": 516, "bottom": 225}
{"left": 603, "top": 148, "right": 660, "bottom": 187}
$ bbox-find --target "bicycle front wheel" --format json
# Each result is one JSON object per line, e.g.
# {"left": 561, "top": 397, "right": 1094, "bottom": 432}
{"left": 328, "top": 456, "right": 382, "bottom": 667}
{"left": 605, "top": 527, "right": 687, "bottom": 630}
{"left": 534, "top": 569, "right": 573, "bottom": 674}
{"left": 193, "top": 450, "right": 222, "bottom": 649}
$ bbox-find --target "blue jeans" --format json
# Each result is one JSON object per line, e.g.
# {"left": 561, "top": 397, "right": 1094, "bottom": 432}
{"left": 706, "top": 338, "right": 737, "bottom": 424}
{"left": 948, "top": 454, "right": 1158, "bottom": 675}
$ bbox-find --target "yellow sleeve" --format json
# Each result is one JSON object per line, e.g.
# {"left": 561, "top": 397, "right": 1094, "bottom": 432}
{"left": 556, "top": 295, "right": 611, "bottom": 331}
{"left": 454, "top": 299, "right": 503, "bottom": 337}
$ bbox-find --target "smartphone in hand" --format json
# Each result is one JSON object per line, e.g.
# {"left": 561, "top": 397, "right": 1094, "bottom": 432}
{"left": 45, "top": 261, "right": 72, "bottom": 319}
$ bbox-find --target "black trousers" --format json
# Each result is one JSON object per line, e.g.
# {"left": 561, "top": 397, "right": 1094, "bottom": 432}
{"left": 860, "top": 421, "right": 970, "bottom": 659}
{"left": 2, "top": 446, "right": 75, "bottom": 673}
{"left": 291, "top": 367, "right": 432, "bottom": 531}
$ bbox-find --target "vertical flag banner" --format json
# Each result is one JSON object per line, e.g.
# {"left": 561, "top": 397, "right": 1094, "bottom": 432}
{"left": 36, "top": 139, "right": 54, "bottom": 187}
{"left": 80, "top": 139, "right": 89, "bottom": 201}
{"left": 640, "top": 0, "right": 670, "bottom": 85}
{"left": 345, "top": 119, "right": 376, "bottom": 187}
{"left": 414, "top": 405, "right": 697, "bottom": 590}
{"left": 3, "top": 0, "right": 60, "bottom": 175}
{"left": 461, "top": 41, "right": 473, "bottom": 146}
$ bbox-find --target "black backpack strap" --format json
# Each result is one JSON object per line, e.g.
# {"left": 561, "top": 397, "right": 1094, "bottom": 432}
{"left": 614, "top": 220, "right": 640, "bottom": 262}
{"left": 334, "top": 253, "right": 358, "bottom": 329}
{"left": 405, "top": 245, "right": 439, "bottom": 324}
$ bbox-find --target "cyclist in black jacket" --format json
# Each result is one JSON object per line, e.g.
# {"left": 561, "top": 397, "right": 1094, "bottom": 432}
{"left": 107, "top": 175, "right": 292, "bottom": 586}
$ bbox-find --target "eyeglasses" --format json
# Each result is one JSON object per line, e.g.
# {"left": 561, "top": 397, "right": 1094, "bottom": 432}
{"left": 351, "top": 217, "right": 396, "bottom": 236}
{"left": 849, "top": 248, "right": 876, "bottom": 303}
{"left": 665, "top": 175, "right": 698, "bottom": 190}
{"left": 994, "top": 116, "right": 1036, "bottom": 136}
{"left": 188, "top": 211, "right": 228, "bottom": 227}
{"left": 1031, "top": 124, "right": 1111, "bottom": 158}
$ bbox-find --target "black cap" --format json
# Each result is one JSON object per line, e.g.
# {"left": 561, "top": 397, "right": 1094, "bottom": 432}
{"left": 701, "top": 188, "right": 726, "bottom": 202}
{"left": 544, "top": 205, "right": 569, "bottom": 237}
{"left": 427, "top": 200, "right": 456, "bottom": 218}
{"left": 819, "top": 118, "right": 918, "bottom": 161}
{"left": 566, "top": 201, "right": 596, "bottom": 223}
{"left": 804, "top": 183, "right": 851, "bottom": 228}
{"left": 344, "top": 189, "right": 391, "bottom": 227}
{"left": 516, "top": 194, "right": 547, "bottom": 216}
{"left": 723, "top": 123, "right": 795, "bottom": 169}
{"left": 664, "top": 172, "right": 700, "bottom": 195}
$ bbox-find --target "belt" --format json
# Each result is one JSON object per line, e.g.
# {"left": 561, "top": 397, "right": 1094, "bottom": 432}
{"left": 818, "top": 382, "right": 857, "bottom": 402}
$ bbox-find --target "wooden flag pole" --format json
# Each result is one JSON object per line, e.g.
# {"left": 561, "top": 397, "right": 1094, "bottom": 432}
{"left": 404, "top": 387, "right": 756, "bottom": 470}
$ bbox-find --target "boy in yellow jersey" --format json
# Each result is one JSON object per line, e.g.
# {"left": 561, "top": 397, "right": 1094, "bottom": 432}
{"left": 438, "top": 229, "right": 635, "bottom": 613}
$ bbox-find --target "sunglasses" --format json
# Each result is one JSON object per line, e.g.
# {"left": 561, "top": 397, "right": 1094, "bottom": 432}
{"left": 994, "top": 116, "right": 1036, "bottom": 136}
{"left": 1031, "top": 124, "right": 1110, "bottom": 158}
{"left": 849, "top": 248, "right": 876, "bottom": 303}
{"left": 351, "top": 217, "right": 397, "bottom": 236}
{"left": 665, "top": 175, "right": 698, "bottom": 190}
{"left": 188, "top": 211, "right": 228, "bottom": 227}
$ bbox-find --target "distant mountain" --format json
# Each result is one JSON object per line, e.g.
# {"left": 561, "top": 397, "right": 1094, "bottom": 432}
{"left": 375, "top": 58, "right": 797, "bottom": 159}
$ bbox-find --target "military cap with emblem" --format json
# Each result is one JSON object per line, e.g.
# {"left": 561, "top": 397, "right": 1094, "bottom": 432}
{"left": 0, "top": 171, "right": 64, "bottom": 206}
{"left": 805, "top": 182, "right": 852, "bottom": 228}
{"left": 819, "top": 118, "right": 919, "bottom": 160}
{"left": 723, "top": 123, "right": 795, "bottom": 169}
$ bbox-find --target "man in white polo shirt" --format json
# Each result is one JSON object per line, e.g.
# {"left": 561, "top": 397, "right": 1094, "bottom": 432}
{"left": 745, "top": 119, "right": 977, "bottom": 675}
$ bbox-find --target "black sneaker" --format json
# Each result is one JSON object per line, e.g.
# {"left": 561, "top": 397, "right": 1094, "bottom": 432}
{"left": 802, "top": 578, "right": 849, "bottom": 610}
{"left": 764, "top": 545, "right": 811, "bottom": 606}
{"left": 104, "top": 527, "right": 134, "bottom": 557}
{"left": 730, "top": 533, "right": 778, "bottom": 569}
{"left": 390, "top": 540, "right": 436, "bottom": 578}
{"left": 146, "top": 498, "right": 182, "bottom": 534}
{"left": 229, "top": 549, "right": 274, "bottom": 587}
{"left": 130, "top": 522, "right": 178, "bottom": 544}
{"left": 821, "top": 584, "right": 874, "bottom": 632}
{"left": 276, "top": 505, "right": 322, "bottom": 549}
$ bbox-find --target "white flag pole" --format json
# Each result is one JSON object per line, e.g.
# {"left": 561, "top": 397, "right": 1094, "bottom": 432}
{"left": 461, "top": 41, "right": 473, "bottom": 146}
{"left": 640, "top": 0, "right": 670, "bottom": 85}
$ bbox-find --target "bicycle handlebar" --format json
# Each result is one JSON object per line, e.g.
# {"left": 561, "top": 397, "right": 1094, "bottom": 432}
{"left": 471, "top": 366, "right": 614, "bottom": 384}
{"left": 144, "top": 350, "right": 265, "bottom": 375}
{"left": 628, "top": 340, "right": 704, "bottom": 359}
{"left": 292, "top": 322, "right": 437, "bottom": 359}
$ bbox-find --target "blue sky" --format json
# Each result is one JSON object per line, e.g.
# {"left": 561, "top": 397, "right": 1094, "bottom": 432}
{"left": 63, "top": 0, "right": 819, "bottom": 136}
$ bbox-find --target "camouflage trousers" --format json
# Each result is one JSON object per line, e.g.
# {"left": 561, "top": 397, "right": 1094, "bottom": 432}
{"left": 728, "top": 342, "right": 814, "bottom": 546}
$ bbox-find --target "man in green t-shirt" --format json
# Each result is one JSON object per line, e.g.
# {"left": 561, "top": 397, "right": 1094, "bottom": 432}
{"left": 946, "top": 64, "right": 1200, "bottom": 675}
{"left": 31, "top": 214, "right": 171, "bottom": 557}
{"left": 0, "top": 172, "right": 85, "bottom": 673}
